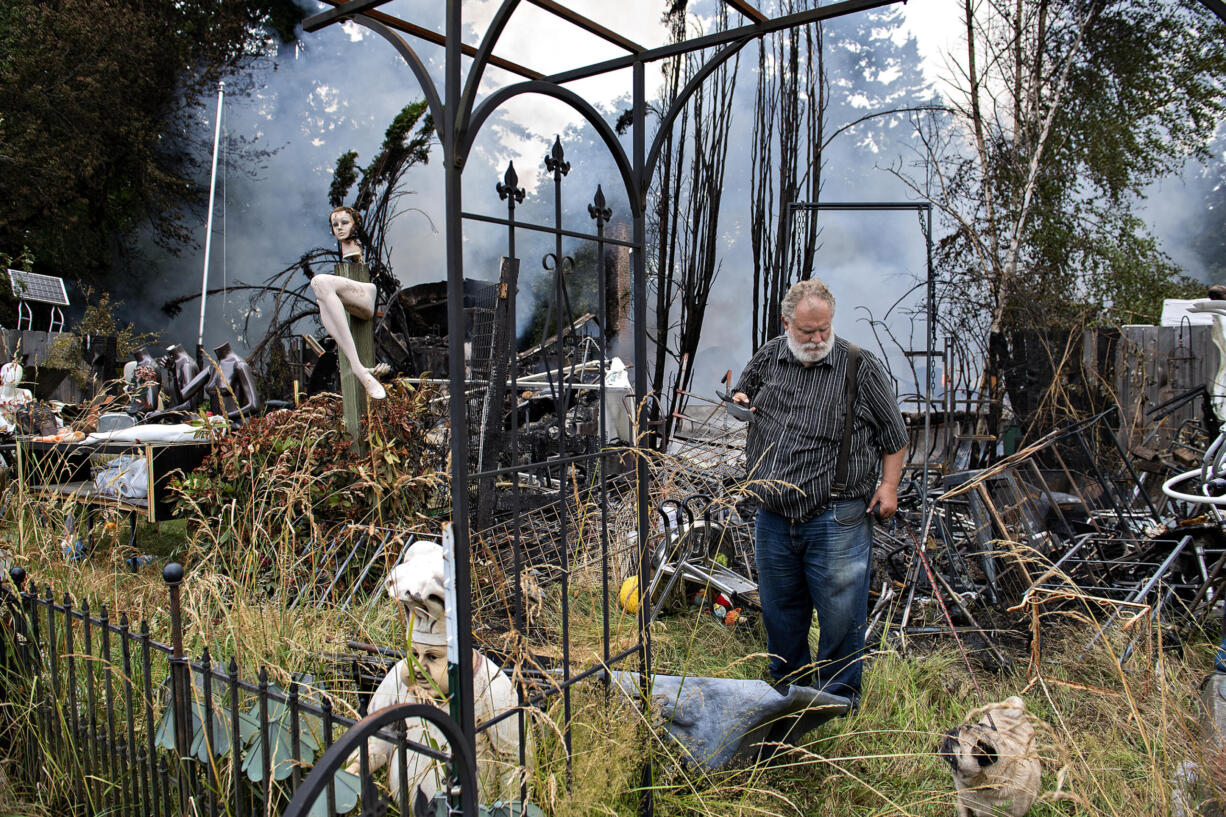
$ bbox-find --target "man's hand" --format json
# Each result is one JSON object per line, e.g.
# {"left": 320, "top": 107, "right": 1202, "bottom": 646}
{"left": 868, "top": 446, "right": 907, "bottom": 521}
{"left": 867, "top": 483, "right": 898, "bottom": 521}
{"left": 725, "top": 391, "right": 755, "bottom": 422}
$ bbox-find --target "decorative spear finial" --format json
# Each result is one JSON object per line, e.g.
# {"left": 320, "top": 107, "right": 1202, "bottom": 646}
{"left": 588, "top": 185, "right": 611, "bottom": 223}
{"left": 497, "top": 161, "right": 525, "bottom": 203}
{"left": 544, "top": 135, "right": 570, "bottom": 176}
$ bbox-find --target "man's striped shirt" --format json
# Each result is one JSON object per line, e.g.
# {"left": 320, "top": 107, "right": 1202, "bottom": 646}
{"left": 734, "top": 334, "right": 908, "bottom": 521}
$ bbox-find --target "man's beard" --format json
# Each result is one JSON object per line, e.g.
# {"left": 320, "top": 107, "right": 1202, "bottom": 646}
{"left": 787, "top": 332, "right": 835, "bottom": 364}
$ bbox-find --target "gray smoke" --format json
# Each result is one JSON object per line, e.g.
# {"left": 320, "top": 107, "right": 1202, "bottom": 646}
{"left": 120, "top": 0, "right": 1213, "bottom": 413}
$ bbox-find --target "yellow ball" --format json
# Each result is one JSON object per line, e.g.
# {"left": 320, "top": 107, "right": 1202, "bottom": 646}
{"left": 618, "top": 576, "right": 641, "bottom": 613}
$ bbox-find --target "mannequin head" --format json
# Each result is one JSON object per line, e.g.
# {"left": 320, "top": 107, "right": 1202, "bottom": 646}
{"left": 329, "top": 206, "right": 362, "bottom": 242}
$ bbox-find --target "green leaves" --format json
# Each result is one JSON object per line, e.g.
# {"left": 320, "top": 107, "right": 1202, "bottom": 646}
{"left": 239, "top": 683, "right": 322, "bottom": 783}
{"left": 330, "top": 151, "right": 360, "bottom": 209}
{"left": 305, "top": 768, "right": 361, "bottom": 817}
{"left": 931, "top": 0, "right": 1226, "bottom": 336}
{"left": 0, "top": 0, "right": 306, "bottom": 286}
{"left": 343, "top": 100, "right": 435, "bottom": 214}
{"left": 153, "top": 673, "right": 253, "bottom": 762}
{"left": 153, "top": 673, "right": 360, "bottom": 814}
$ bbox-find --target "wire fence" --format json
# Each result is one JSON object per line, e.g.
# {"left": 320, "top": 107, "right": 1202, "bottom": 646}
{"left": 0, "top": 562, "right": 469, "bottom": 817}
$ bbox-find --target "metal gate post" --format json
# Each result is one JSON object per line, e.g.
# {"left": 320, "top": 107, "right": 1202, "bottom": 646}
{"left": 164, "top": 563, "right": 193, "bottom": 814}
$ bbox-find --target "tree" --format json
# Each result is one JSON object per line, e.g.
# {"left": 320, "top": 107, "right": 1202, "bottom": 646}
{"left": 898, "top": 0, "right": 1225, "bottom": 339}
{"left": 642, "top": 0, "right": 740, "bottom": 447}
{"left": 890, "top": 0, "right": 1226, "bottom": 436}
{"left": 327, "top": 100, "right": 435, "bottom": 294}
{"left": 0, "top": 0, "right": 302, "bottom": 287}
{"left": 749, "top": 0, "right": 826, "bottom": 350}
{"left": 1191, "top": 138, "right": 1226, "bottom": 281}
{"left": 748, "top": 4, "right": 938, "bottom": 350}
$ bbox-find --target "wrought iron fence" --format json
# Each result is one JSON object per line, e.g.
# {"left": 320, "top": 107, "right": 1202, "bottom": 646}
{"left": 0, "top": 562, "right": 472, "bottom": 816}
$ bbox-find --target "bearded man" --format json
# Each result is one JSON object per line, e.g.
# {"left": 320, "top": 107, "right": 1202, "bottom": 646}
{"left": 733, "top": 278, "right": 907, "bottom": 704}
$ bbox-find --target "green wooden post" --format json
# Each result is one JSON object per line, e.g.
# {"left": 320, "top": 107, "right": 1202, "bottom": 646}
{"left": 335, "top": 261, "right": 374, "bottom": 453}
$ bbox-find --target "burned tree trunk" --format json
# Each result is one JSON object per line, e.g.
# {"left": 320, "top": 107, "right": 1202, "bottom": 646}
{"left": 750, "top": 1, "right": 825, "bottom": 351}
{"left": 648, "top": 1, "right": 739, "bottom": 447}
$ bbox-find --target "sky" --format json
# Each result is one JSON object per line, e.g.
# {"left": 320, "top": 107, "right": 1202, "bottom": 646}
{"left": 132, "top": 0, "right": 1221, "bottom": 401}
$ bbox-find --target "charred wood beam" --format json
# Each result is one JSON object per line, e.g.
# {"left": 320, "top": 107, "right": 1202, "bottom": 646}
{"left": 524, "top": 0, "right": 645, "bottom": 52}
{"left": 544, "top": 0, "right": 901, "bottom": 85}
{"left": 305, "top": 0, "right": 543, "bottom": 80}
{"left": 722, "top": 0, "right": 768, "bottom": 23}
{"left": 301, "top": 0, "right": 393, "bottom": 32}
{"left": 476, "top": 258, "right": 520, "bottom": 529}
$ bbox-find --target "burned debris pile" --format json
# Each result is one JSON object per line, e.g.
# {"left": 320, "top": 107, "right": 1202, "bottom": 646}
{"left": 870, "top": 411, "right": 1226, "bottom": 669}
{"left": 463, "top": 363, "right": 1226, "bottom": 671}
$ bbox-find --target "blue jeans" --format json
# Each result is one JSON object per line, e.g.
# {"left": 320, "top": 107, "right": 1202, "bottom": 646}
{"left": 1217, "top": 605, "right": 1226, "bottom": 673}
{"left": 755, "top": 502, "right": 873, "bottom": 698}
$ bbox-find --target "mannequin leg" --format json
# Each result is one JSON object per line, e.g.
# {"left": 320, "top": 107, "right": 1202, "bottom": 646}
{"left": 337, "top": 279, "right": 377, "bottom": 321}
{"left": 311, "top": 274, "right": 385, "bottom": 399}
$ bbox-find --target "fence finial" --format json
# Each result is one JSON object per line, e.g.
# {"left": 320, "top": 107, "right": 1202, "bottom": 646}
{"left": 162, "top": 562, "right": 184, "bottom": 585}
{"left": 8, "top": 566, "right": 25, "bottom": 591}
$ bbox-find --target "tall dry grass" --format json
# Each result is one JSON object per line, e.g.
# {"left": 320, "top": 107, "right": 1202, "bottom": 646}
{"left": 0, "top": 420, "right": 1224, "bottom": 815}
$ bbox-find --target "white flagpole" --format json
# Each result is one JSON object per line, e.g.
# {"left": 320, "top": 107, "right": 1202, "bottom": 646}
{"left": 197, "top": 81, "right": 225, "bottom": 352}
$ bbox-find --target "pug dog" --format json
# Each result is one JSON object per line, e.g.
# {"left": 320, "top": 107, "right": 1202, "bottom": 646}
{"left": 938, "top": 695, "right": 1041, "bottom": 817}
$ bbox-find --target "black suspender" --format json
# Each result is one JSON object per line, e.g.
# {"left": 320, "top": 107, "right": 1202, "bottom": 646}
{"left": 831, "top": 343, "right": 861, "bottom": 496}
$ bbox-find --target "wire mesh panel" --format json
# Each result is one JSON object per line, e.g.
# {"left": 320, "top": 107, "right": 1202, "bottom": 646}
{"left": 451, "top": 145, "right": 650, "bottom": 792}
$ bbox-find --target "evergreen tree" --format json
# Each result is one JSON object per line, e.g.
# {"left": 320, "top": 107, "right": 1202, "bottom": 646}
{"left": 0, "top": 0, "right": 302, "bottom": 287}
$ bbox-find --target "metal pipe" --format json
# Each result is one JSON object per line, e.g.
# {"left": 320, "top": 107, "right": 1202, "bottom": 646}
{"left": 791, "top": 201, "right": 937, "bottom": 210}
{"left": 632, "top": 56, "right": 654, "bottom": 817}
{"left": 443, "top": 1, "right": 477, "bottom": 811}
{"left": 545, "top": 135, "right": 575, "bottom": 775}
{"left": 524, "top": 0, "right": 644, "bottom": 51}
{"left": 924, "top": 204, "right": 933, "bottom": 499}
{"left": 197, "top": 81, "right": 224, "bottom": 350}
{"left": 723, "top": 0, "right": 768, "bottom": 22}
{"left": 1082, "top": 534, "right": 1191, "bottom": 655}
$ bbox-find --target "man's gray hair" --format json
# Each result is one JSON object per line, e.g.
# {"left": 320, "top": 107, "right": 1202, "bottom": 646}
{"left": 781, "top": 278, "right": 835, "bottom": 319}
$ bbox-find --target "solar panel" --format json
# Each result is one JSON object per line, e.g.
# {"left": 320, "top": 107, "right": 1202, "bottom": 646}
{"left": 8, "top": 270, "right": 69, "bottom": 306}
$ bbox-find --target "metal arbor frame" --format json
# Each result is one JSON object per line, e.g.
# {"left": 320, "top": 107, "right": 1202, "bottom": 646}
{"left": 294, "top": 1, "right": 901, "bottom": 814}
{"left": 301, "top": 0, "right": 901, "bottom": 787}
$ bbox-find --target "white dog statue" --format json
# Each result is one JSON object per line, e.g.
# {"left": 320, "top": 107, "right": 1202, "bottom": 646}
{"left": 350, "top": 537, "right": 527, "bottom": 806}
{"left": 385, "top": 540, "right": 447, "bottom": 639}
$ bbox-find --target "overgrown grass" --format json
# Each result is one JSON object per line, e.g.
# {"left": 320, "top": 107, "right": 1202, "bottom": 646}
{"left": 2, "top": 419, "right": 1225, "bottom": 815}
{"left": 4, "top": 513, "right": 1226, "bottom": 815}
